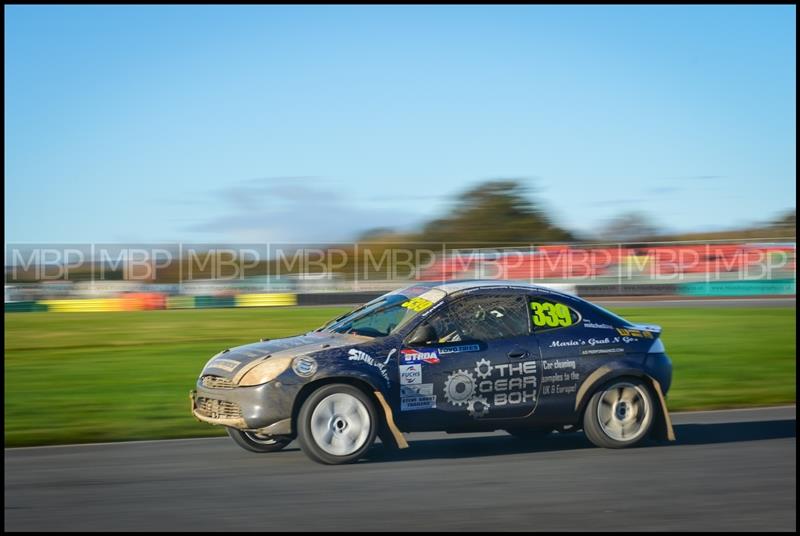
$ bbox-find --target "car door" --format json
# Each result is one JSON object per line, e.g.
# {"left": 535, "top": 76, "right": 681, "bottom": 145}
{"left": 527, "top": 292, "right": 610, "bottom": 420}
{"left": 394, "top": 292, "right": 541, "bottom": 430}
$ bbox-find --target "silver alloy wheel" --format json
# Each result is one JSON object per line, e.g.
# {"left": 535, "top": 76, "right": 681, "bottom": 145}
{"left": 596, "top": 382, "right": 651, "bottom": 442}
{"left": 243, "top": 432, "right": 279, "bottom": 445}
{"left": 310, "top": 392, "right": 371, "bottom": 456}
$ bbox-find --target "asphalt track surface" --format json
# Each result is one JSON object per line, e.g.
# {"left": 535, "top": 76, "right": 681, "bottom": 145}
{"left": 5, "top": 406, "right": 795, "bottom": 532}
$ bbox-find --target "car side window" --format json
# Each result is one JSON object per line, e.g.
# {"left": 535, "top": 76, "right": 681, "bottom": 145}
{"left": 411, "top": 294, "right": 530, "bottom": 344}
{"left": 528, "top": 295, "right": 581, "bottom": 331}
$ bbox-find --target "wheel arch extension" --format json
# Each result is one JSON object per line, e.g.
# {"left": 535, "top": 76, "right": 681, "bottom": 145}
{"left": 291, "top": 376, "right": 408, "bottom": 449}
{"left": 574, "top": 366, "right": 675, "bottom": 442}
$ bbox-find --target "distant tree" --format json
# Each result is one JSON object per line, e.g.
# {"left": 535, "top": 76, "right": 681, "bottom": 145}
{"left": 598, "top": 212, "right": 662, "bottom": 242}
{"left": 416, "top": 180, "right": 573, "bottom": 246}
{"left": 357, "top": 227, "right": 400, "bottom": 242}
{"left": 771, "top": 209, "right": 796, "bottom": 233}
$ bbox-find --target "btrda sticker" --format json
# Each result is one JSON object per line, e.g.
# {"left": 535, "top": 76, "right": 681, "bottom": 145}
{"left": 442, "top": 358, "right": 538, "bottom": 418}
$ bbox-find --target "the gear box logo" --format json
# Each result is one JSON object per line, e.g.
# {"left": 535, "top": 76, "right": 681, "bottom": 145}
{"left": 442, "top": 358, "right": 538, "bottom": 418}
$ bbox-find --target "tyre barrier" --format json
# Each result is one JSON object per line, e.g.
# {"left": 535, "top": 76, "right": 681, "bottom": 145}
{"left": 235, "top": 293, "right": 297, "bottom": 307}
{"left": 8, "top": 293, "right": 298, "bottom": 312}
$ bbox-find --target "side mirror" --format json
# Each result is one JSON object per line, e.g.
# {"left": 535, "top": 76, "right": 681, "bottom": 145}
{"left": 406, "top": 324, "right": 437, "bottom": 346}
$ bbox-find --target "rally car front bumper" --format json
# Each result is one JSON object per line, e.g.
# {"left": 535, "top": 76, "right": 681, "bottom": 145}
{"left": 190, "top": 379, "right": 301, "bottom": 435}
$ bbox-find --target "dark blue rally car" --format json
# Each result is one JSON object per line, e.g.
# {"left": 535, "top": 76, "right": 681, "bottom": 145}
{"left": 191, "top": 281, "right": 674, "bottom": 464}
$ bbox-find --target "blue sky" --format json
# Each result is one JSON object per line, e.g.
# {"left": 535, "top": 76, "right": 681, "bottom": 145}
{"left": 4, "top": 5, "right": 796, "bottom": 243}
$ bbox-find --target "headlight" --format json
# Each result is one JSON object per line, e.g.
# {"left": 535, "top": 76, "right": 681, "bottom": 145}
{"left": 238, "top": 356, "right": 293, "bottom": 386}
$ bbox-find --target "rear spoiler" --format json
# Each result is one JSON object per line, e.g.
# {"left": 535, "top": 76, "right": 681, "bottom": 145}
{"left": 624, "top": 323, "right": 662, "bottom": 337}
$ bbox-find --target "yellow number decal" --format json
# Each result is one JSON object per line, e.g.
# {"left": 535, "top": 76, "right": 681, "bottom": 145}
{"left": 401, "top": 297, "right": 433, "bottom": 313}
{"left": 531, "top": 301, "right": 573, "bottom": 328}
{"left": 554, "top": 303, "right": 573, "bottom": 327}
{"left": 530, "top": 302, "right": 548, "bottom": 326}
{"left": 540, "top": 302, "right": 560, "bottom": 327}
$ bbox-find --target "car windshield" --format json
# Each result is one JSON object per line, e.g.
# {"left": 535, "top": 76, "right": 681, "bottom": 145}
{"left": 318, "top": 286, "right": 446, "bottom": 338}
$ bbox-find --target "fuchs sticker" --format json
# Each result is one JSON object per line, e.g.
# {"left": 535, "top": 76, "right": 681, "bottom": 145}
{"left": 399, "top": 364, "right": 422, "bottom": 385}
{"left": 438, "top": 344, "right": 481, "bottom": 354}
{"left": 401, "top": 349, "right": 440, "bottom": 364}
{"left": 401, "top": 395, "right": 436, "bottom": 411}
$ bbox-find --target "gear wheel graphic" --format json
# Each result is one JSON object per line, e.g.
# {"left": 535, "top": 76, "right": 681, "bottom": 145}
{"left": 443, "top": 369, "right": 476, "bottom": 406}
{"left": 474, "top": 358, "right": 493, "bottom": 379}
{"left": 467, "top": 395, "right": 490, "bottom": 418}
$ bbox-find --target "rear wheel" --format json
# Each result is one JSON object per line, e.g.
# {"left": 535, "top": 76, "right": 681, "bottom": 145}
{"left": 226, "top": 427, "right": 292, "bottom": 453}
{"left": 583, "top": 377, "right": 654, "bottom": 449}
{"left": 297, "top": 384, "right": 378, "bottom": 464}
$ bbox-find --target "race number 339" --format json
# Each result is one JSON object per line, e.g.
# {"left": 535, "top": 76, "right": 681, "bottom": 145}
{"left": 531, "top": 301, "right": 573, "bottom": 327}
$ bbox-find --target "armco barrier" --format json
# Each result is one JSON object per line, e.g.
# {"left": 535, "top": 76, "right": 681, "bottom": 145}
{"left": 235, "top": 293, "right": 297, "bottom": 307}
{"left": 678, "top": 279, "right": 797, "bottom": 296}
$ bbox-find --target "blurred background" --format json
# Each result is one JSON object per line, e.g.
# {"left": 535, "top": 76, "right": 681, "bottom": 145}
{"left": 4, "top": 5, "right": 795, "bottom": 447}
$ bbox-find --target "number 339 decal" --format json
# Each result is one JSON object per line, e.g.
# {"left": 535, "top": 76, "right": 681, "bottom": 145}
{"left": 530, "top": 301, "right": 573, "bottom": 328}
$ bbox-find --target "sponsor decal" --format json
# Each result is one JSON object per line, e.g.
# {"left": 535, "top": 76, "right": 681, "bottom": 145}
{"left": 581, "top": 347, "right": 625, "bottom": 355}
{"left": 209, "top": 358, "right": 241, "bottom": 372}
{"left": 401, "top": 383, "right": 434, "bottom": 397}
{"left": 549, "top": 335, "right": 645, "bottom": 347}
{"left": 292, "top": 356, "right": 317, "bottom": 377}
{"left": 401, "top": 395, "right": 437, "bottom": 411}
{"left": 348, "top": 349, "right": 390, "bottom": 383}
{"left": 616, "top": 328, "right": 654, "bottom": 339}
{"left": 401, "top": 348, "right": 440, "bottom": 364}
{"left": 399, "top": 364, "right": 422, "bottom": 385}
{"left": 583, "top": 320, "right": 614, "bottom": 329}
{"left": 438, "top": 344, "right": 481, "bottom": 354}
{"left": 401, "top": 297, "right": 434, "bottom": 313}
{"left": 442, "top": 358, "right": 539, "bottom": 418}
{"left": 549, "top": 339, "right": 581, "bottom": 347}
{"left": 541, "top": 359, "right": 581, "bottom": 396}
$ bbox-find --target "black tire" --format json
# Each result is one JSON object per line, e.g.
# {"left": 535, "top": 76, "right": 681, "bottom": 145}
{"left": 297, "top": 384, "right": 378, "bottom": 465}
{"left": 505, "top": 427, "right": 553, "bottom": 440}
{"left": 583, "top": 377, "right": 654, "bottom": 449}
{"left": 226, "top": 427, "right": 292, "bottom": 453}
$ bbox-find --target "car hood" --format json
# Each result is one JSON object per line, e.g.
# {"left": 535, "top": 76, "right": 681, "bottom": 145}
{"left": 201, "top": 331, "right": 369, "bottom": 380}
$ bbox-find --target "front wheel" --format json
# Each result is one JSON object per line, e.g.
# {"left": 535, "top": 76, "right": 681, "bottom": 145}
{"left": 583, "top": 378, "right": 654, "bottom": 449}
{"left": 226, "top": 427, "right": 292, "bottom": 453}
{"left": 297, "top": 384, "right": 378, "bottom": 464}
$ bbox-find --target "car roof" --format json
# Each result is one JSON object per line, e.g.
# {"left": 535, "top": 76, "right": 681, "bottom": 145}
{"left": 407, "top": 279, "right": 572, "bottom": 297}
